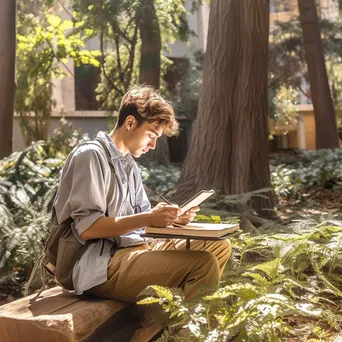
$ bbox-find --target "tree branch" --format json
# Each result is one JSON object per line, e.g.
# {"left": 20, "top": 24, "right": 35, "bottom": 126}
{"left": 99, "top": 0, "right": 124, "bottom": 96}
{"left": 56, "top": 0, "right": 75, "bottom": 22}
{"left": 123, "top": 25, "right": 138, "bottom": 90}
{"left": 297, "top": 84, "right": 311, "bottom": 100}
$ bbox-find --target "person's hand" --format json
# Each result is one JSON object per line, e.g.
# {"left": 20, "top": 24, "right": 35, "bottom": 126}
{"left": 148, "top": 204, "right": 180, "bottom": 227}
{"left": 174, "top": 206, "right": 200, "bottom": 225}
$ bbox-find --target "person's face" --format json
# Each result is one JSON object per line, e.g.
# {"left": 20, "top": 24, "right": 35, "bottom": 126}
{"left": 125, "top": 116, "right": 164, "bottom": 158}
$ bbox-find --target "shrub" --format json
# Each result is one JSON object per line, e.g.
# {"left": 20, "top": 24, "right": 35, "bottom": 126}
{"left": 138, "top": 219, "right": 342, "bottom": 341}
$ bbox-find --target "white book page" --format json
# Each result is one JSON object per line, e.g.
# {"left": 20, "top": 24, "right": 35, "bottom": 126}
{"left": 179, "top": 190, "right": 215, "bottom": 214}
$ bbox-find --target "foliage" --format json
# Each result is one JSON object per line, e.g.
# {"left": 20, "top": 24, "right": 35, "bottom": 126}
{"left": 0, "top": 118, "right": 89, "bottom": 295}
{"left": 169, "top": 50, "right": 204, "bottom": 120}
{"left": 269, "top": 17, "right": 342, "bottom": 111}
{"left": 194, "top": 214, "right": 240, "bottom": 225}
{"left": 45, "top": 117, "right": 90, "bottom": 158}
{"left": 139, "top": 220, "right": 342, "bottom": 341}
{"left": 193, "top": 214, "right": 221, "bottom": 224}
{"left": 138, "top": 148, "right": 342, "bottom": 205}
{"left": 139, "top": 163, "right": 181, "bottom": 195}
{"left": 16, "top": 1, "right": 100, "bottom": 145}
{"left": 270, "top": 149, "right": 342, "bottom": 197}
{"left": 72, "top": 0, "right": 190, "bottom": 111}
{"left": 268, "top": 15, "right": 342, "bottom": 133}
{"left": 0, "top": 142, "right": 63, "bottom": 293}
{"left": 268, "top": 82, "right": 298, "bottom": 135}
{"left": 2, "top": 145, "right": 342, "bottom": 332}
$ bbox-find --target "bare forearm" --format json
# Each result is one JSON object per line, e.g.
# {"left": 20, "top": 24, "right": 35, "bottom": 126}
{"left": 80, "top": 212, "right": 151, "bottom": 240}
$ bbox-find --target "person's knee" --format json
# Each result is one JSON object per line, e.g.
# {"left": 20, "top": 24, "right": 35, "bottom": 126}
{"left": 198, "top": 251, "right": 220, "bottom": 281}
{"left": 220, "top": 239, "right": 232, "bottom": 258}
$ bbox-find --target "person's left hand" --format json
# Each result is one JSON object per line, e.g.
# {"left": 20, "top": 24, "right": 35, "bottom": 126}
{"left": 174, "top": 206, "right": 200, "bottom": 225}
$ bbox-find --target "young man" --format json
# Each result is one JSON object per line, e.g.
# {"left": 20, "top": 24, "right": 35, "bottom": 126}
{"left": 54, "top": 85, "right": 231, "bottom": 301}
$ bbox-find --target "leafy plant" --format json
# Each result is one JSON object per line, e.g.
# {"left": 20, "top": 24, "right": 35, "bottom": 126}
{"left": 0, "top": 142, "right": 64, "bottom": 295}
{"left": 73, "top": 0, "right": 190, "bottom": 111}
{"left": 270, "top": 149, "right": 342, "bottom": 196}
{"left": 268, "top": 83, "right": 298, "bottom": 136}
{"left": 45, "top": 117, "right": 90, "bottom": 158}
{"left": 269, "top": 16, "right": 342, "bottom": 105}
{"left": 138, "top": 220, "right": 342, "bottom": 341}
{"left": 16, "top": 1, "right": 100, "bottom": 144}
{"left": 139, "top": 163, "right": 181, "bottom": 195}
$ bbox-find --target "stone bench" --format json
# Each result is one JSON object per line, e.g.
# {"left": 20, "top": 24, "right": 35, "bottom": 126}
{"left": 0, "top": 287, "right": 161, "bottom": 342}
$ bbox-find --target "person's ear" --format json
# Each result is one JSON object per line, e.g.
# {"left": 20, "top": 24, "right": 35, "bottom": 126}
{"left": 125, "top": 115, "right": 136, "bottom": 130}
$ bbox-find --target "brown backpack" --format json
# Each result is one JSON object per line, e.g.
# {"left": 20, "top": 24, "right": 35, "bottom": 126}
{"left": 25, "top": 137, "right": 114, "bottom": 297}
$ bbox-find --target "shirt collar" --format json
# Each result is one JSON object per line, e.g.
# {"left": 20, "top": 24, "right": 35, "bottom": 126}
{"left": 96, "top": 131, "right": 135, "bottom": 168}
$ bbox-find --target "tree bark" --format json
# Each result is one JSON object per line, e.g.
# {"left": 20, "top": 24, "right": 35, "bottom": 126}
{"left": 136, "top": 0, "right": 162, "bottom": 88}
{"left": 0, "top": 0, "right": 16, "bottom": 159}
{"left": 298, "top": 0, "right": 339, "bottom": 149}
{"left": 171, "top": 0, "right": 275, "bottom": 217}
{"left": 136, "top": 0, "right": 170, "bottom": 165}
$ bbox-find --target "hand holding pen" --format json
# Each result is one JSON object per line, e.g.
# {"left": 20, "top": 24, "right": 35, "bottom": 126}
{"left": 158, "top": 194, "right": 175, "bottom": 206}
{"left": 148, "top": 196, "right": 180, "bottom": 227}
{"left": 158, "top": 194, "right": 199, "bottom": 225}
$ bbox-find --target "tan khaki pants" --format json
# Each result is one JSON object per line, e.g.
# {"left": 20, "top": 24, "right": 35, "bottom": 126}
{"left": 88, "top": 239, "right": 232, "bottom": 302}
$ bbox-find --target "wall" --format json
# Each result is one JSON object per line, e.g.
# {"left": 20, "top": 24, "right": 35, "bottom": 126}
{"left": 282, "top": 106, "right": 342, "bottom": 150}
{"left": 13, "top": 115, "right": 193, "bottom": 163}
{"left": 13, "top": 116, "right": 113, "bottom": 151}
{"left": 302, "top": 110, "right": 316, "bottom": 150}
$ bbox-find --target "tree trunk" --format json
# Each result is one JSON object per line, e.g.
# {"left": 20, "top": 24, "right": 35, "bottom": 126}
{"left": 136, "top": 0, "right": 161, "bottom": 88}
{"left": 0, "top": 0, "right": 16, "bottom": 159}
{"left": 171, "top": 0, "right": 275, "bottom": 217}
{"left": 136, "top": 0, "right": 170, "bottom": 165}
{"left": 298, "top": 0, "right": 339, "bottom": 149}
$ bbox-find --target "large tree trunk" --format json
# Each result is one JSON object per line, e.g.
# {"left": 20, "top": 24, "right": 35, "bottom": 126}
{"left": 171, "top": 0, "right": 275, "bottom": 217}
{"left": 136, "top": 0, "right": 170, "bottom": 165}
{"left": 136, "top": 0, "right": 161, "bottom": 88}
{"left": 0, "top": 0, "right": 16, "bottom": 159}
{"left": 298, "top": 0, "right": 339, "bottom": 149}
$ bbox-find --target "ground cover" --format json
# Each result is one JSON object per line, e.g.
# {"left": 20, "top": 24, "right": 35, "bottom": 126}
{"left": 1, "top": 144, "right": 342, "bottom": 340}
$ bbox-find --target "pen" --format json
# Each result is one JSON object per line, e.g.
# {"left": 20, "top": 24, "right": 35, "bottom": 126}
{"left": 158, "top": 194, "right": 173, "bottom": 205}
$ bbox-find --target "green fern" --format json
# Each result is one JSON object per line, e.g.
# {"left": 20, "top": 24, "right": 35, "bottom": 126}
{"left": 138, "top": 218, "right": 342, "bottom": 341}
{"left": 0, "top": 143, "right": 61, "bottom": 292}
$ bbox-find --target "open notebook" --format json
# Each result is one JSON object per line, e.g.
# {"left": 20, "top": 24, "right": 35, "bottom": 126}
{"left": 145, "top": 222, "right": 239, "bottom": 238}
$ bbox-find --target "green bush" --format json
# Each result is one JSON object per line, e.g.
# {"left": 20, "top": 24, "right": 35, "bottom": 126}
{"left": 0, "top": 118, "right": 89, "bottom": 295}
{"left": 2, "top": 143, "right": 342, "bottom": 340}
{"left": 138, "top": 220, "right": 342, "bottom": 341}
{"left": 0, "top": 142, "right": 63, "bottom": 295}
{"left": 139, "top": 163, "right": 181, "bottom": 195}
{"left": 270, "top": 149, "right": 342, "bottom": 196}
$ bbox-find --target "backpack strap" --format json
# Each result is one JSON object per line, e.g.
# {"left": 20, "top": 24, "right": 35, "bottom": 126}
{"left": 91, "top": 136, "right": 138, "bottom": 211}
{"left": 92, "top": 137, "right": 115, "bottom": 171}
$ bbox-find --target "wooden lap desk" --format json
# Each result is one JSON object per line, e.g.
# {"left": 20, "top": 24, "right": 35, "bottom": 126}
{"left": 142, "top": 233, "right": 232, "bottom": 250}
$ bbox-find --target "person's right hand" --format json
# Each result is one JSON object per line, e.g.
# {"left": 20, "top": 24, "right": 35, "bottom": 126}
{"left": 148, "top": 204, "right": 180, "bottom": 227}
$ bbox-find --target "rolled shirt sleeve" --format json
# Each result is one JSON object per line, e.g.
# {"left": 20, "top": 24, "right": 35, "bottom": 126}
{"left": 56, "top": 145, "right": 108, "bottom": 236}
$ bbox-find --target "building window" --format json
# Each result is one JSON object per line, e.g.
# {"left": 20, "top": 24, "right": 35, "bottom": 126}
{"left": 270, "top": 0, "right": 292, "bottom": 13}
{"left": 75, "top": 63, "right": 101, "bottom": 110}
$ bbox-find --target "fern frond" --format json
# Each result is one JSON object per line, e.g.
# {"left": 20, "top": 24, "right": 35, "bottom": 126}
{"left": 250, "top": 258, "right": 283, "bottom": 280}
{"left": 204, "top": 283, "right": 260, "bottom": 302}
{"left": 137, "top": 297, "right": 160, "bottom": 305}
{"left": 149, "top": 285, "right": 175, "bottom": 302}
{"left": 242, "top": 272, "right": 270, "bottom": 287}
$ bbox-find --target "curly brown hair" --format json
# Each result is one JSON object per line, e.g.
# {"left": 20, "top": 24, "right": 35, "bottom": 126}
{"left": 117, "top": 85, "right": 179, "bottom": 137}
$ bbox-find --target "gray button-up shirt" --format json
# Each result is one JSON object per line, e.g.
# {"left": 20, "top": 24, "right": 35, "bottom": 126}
{"left": 53, "top": 131, "right": 151, "bottom": 294}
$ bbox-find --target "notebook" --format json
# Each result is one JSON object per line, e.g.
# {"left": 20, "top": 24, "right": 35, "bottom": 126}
{"left": 145, "top": 222, "right": 239, "bottom": 238}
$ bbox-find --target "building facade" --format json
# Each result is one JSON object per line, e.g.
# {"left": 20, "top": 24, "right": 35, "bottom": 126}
{"left": 14, "top": 0, "right": 208, "bottom": 155}
{"left": 14, "top": 0, "right": 341, "bottom": 151}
